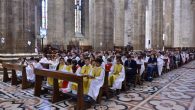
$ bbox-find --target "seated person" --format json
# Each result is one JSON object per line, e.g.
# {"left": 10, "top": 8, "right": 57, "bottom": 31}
{"left": 61, "top": 59, "right": 72, "bottom": 88}
{"left": 47, "top": 57, "right": 66, "bottom": 87}
{"left": 136, "top": 56, "right": 145, "bottom": 76}
{"left": 71, "top": 57, "right": 92, "bottom": 94}
{"left": 16, "top": 57, "right": 27, "bottom": 77}
{"left": 147, "top": 54, "right": 157, "bottom": 81}
{"left": 25, "top": 57, "right": 35, "bottom": 81}
{"left": 72, "top": 60, "right": 81, "bottom": 75}
{"left": 105, "top": 58, "right": 113, "bottom": 72}
{"left": 157, "top": 53, "right": 164, "bottom": 76}
{"left": 124, "top": 55, "right": 137, "bottom": 85}
{"left": 87, "top": 58, "right": 105, "bottom": 101}
{"left": 109, "top": 56, "right": 125, "bottom": 90}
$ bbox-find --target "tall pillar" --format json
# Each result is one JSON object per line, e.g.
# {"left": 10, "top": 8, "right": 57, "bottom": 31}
{"left": 0, "top": 0, "right": 37, "bottom": 62}
{"left": 47, "top": 0, "right": 74, "bottom": 49}
{"left": 114, "top": 0, "right": 125, "bottom": 47}
{"left": 151, "top": 0, "right": 163, "bottom": 49}
{"left": 137, "top": 0, "right": 147, "bottom": 49}
{"left": 92, "top": 0, "right": 114, "bottom": 50}
{"left": 173, "top": 0, "right": 195, "bottom": 47}
{"left": 124, "top": 0, "right": 134, "bottom": 48}
{"left": 145, "top": 0, "right": 152, "bottom": 49}
{"left": 193, "top": 2, "right": 195, "bottom": 47}
{"left": 163, "top": 0, "right": 174, "bottom": 47}
{"left": 124, "top": 0, "right": 147, "bottom": 50}
{"left": 0, "top": 0, "right": 36, "bottom": 54}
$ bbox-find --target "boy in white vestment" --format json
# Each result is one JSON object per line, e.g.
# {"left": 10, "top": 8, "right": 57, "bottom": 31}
{"left": 87, "top": 58, "right": 105, "bottom": 101}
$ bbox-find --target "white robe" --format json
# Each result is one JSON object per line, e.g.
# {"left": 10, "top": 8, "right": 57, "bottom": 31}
{"left": 136, "top": 60, "right": 145, "bottom": 76}
{"left": 109, "top": 65, "right": 125, "bottom": 90}
{"left": 39, "top": 57, "right": 49, "bottom": 64}
{"left": 157, "top": 57, "right": 164, "bottom": 76}
{"left": 186, "top": 53, "right": 189, "bottom": 61}
{"left": 181, "top": 53, "right": 186, "bottom": 63}
{"left": 164, "top": 56, "right": 170, "bottom": 69}
{"left": 26, "top": 65, "right": 35, "bottom": 81}
{"left": 88, "top": 67, "right": 105, "bottom": 100}
{"left": 101, "top": 62, "right": 106, "bottom": 69}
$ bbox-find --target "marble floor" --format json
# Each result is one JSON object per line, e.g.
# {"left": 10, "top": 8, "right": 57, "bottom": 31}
{"left": 0, "top": 61, "right": 195, "bottom": 110}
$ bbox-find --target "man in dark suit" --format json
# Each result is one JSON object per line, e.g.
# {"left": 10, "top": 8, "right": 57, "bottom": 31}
{"left": 124, "top": 55, "right": 137, "bottom": 85}
{"left": 147, "top": 54, "right": 157, "bottom": 81}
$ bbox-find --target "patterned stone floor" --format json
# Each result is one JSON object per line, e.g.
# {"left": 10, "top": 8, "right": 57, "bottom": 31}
{"left": 0, "top": 61, "right": 195, "bottom": 110}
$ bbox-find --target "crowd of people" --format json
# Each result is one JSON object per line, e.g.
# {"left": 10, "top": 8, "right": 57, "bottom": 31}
{"left": 15, "top": 47, "right": 195, "bottom": 102}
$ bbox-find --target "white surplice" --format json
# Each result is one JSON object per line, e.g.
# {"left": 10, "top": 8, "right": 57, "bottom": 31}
{"left": 136, "top": 59, "right": 145, "bottom": 76}
{"left": 88, "top": 67, "right": 105, "bottom": 100}
{"left": 157, "top": 57, "right": 164, "bottom": 76}
{"left": 109, "top": 65, "right": 125, "bottom": 90}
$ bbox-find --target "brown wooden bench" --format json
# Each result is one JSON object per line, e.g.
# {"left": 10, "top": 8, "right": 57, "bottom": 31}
{"left": 2, "top": 63, "right": 32, "bottom": 89}
{"left": 34, "top": 68, "right": 86, "bottom": 110}
{"left": 97, "top": 70, "right": 109, "bottom": 103}
{"left": 135, "top": 64, "right": 142, "bottom": 86}
{"left": 40, "top": 63, "right": 50, "bottom": 69}
{"left": 163, "top": 59, "right": 168, "bottom": 73}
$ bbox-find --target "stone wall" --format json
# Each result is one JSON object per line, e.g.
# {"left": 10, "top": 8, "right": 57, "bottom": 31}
{"left": 173, "top": 0, "right": 195, "bottom": 47}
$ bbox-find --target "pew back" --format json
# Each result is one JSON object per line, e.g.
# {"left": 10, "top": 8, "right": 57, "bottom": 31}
{"left": 2, "top": 63, "right": 29, "bottom": 89}
{"left": 34, "top": 69, "right": 84, "bottom": 110}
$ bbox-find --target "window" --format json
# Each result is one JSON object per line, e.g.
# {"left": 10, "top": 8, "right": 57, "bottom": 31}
{"left": 75, "top": 0, "right": 82, "bottom": 35}
{"left": 42, "top": 0, "right": 47, "bottom": 29}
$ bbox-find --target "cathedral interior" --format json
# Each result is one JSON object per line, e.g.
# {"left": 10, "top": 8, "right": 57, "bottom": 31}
{"left": 0, "top": 0, "right": 195, "bottom": 110}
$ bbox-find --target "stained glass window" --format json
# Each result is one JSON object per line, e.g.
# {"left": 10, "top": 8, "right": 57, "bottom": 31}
{"left": 42, "top": 0, "right": 47, "bottom": 29}
{"left": 75, "top": 0, "right": 82, "bottom": 35}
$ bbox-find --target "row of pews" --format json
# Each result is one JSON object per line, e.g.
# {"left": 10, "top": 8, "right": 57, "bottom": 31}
{"left": 2, "top": 54, "right": 195, "bottom": 110}
{"left": 2, "top": 63, "right": 110, "bottom": 110}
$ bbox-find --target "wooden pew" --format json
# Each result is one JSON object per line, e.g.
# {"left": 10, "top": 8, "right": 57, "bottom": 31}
{"left": 97, "top": 70, "right": 109, "bottom": 103}
{"left": 2, "top": 63, "right": 31, "bottom": 89}
{"left": 34, "top": 69, "right": 85, "bottom": 110}
{"left": 163, "top": 59, "right": 168, "bottom": 73}
{"left": 40, "top": 63, "right": 50, "bottom": 69}
{"left": 135, "top": 64, "right": 142, "bottom": 85}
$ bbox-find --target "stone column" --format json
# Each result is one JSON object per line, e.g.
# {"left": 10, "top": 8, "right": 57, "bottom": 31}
{"left": 124, "top": 0, "right": 134, "bottom": 48}
{"left": 151, "top": 0, "right": 163, "bottom": 49}
{"left": 193, "top": 2, "right": 195, "bottom": 47}
{"left": 64, "top": 0, "right": 75, "bottom": 46}
{"left": 47, "top": 0, "right": 74, "bottom": 49}
{"left": 114, "top": 0, "right": 125, "bottom": 47}
{"left": 0, "top": 0, "right": 36, "bottom": 54}
{"left": 0, "top": 0, "right": 9, "bottom": 52}
{"left": 47, "top": 0, "right": 65, "bottom": 48}
{"left": 145, "top": 0, "right": 152, "bottom": 49}
{"left": 163, "top": 0, "right": 174, "bottom": 47}
{"left": 124, "top": 0, "right": 147, "bottom": 50}
{"left": 0, "top": 0, "right": 37, "bottom": 63}
{"left": 137, "top": 0, "right": 147, "bottom": 50}
{"left": 173, "top": 0, "right": 195, "bottom": 47}
{"left": 92, "top": 0, "right": 114, "bottom": 51}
